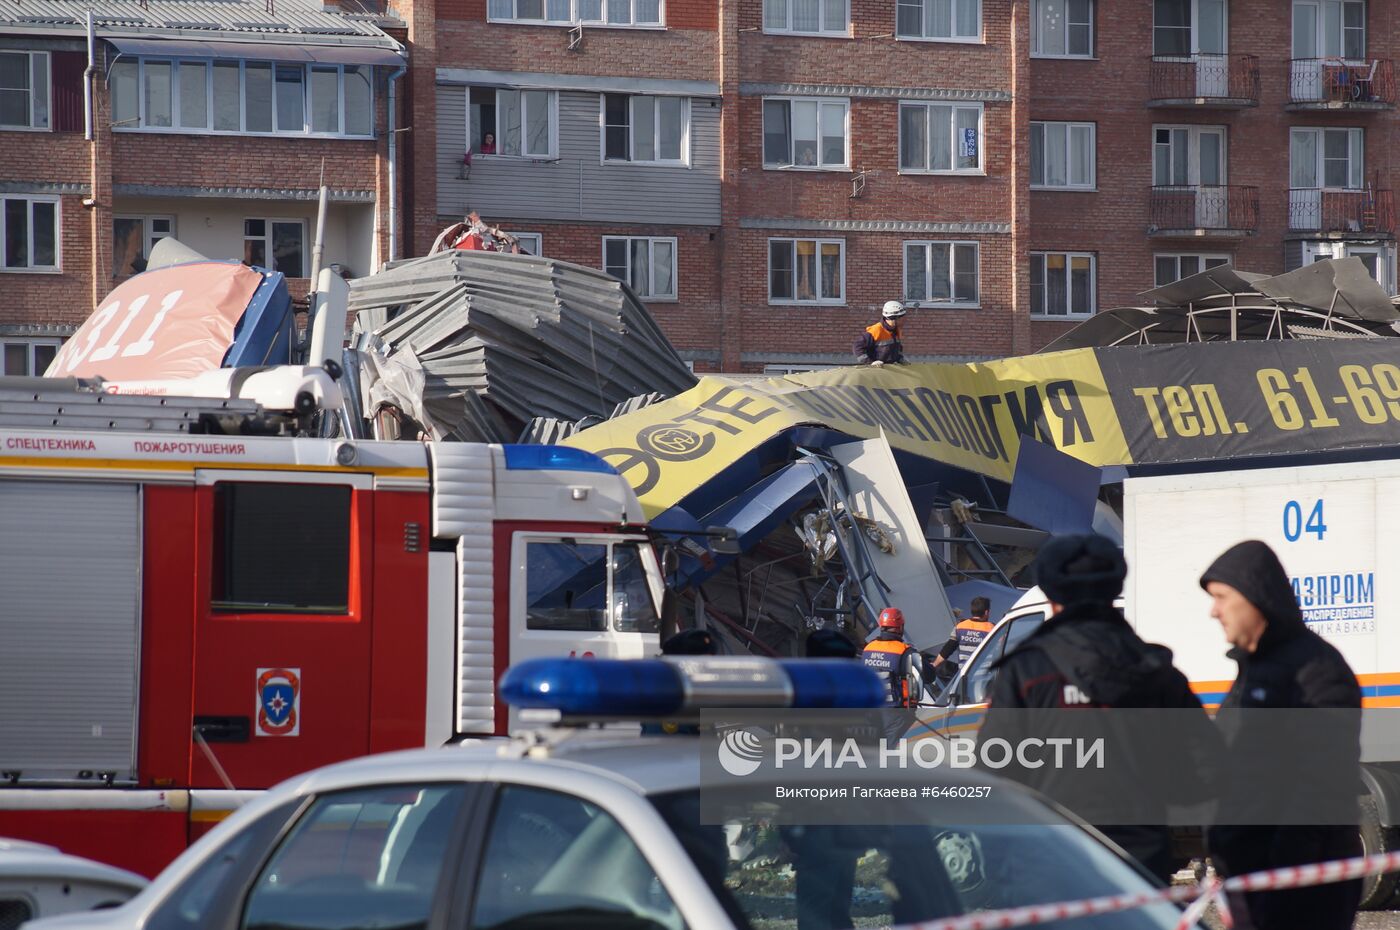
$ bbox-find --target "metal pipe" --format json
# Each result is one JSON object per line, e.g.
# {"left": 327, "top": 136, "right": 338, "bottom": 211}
{"left": 84, "top": 11, "right": 94, "bottom": 141}
{"left": 386, "top": 61, "right": 407, "bottom": 262}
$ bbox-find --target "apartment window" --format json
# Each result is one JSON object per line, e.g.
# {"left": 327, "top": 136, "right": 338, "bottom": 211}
{"left": 1153, "top": 0, "right": 1226, "bottom": 56}
{"left": 1030, "top": 121, "right": 1095, "bottom": 188}
{"left": 1154, "top": 253, "right": 1229, "bottom": 286}
{"left": 469, "top": 87, "right": 555, "bottom": 157}
{"left": 0, "top": 51, "right": 49, "bottom": 129}
{"left": 2, "top": 196, "right": 58, "bottom": 271}
{"left": 1, "top": 337, "right": 61, "bottom": 376}
{"left": 1030, "top": 251, "right": 1095, "bottom": 317}
{"left": 110, "top": 58, "right": 373, "bottom": 137}
{"left": 510, "top": 232, "right": 543, "bottom": 255}
{"left": 762, "top": 98, "right": 848, "bottom": 169}
{"left": 1290, "top": 127, "right": 1364, "bottom": 189}
{"left": 899, "top": 103, "right": 982, "bottom": 173}
{"left": 1032, "top": 0, "right": 1093, "bottom": 57}
{"left": 1292, "top": 0, "right": 1365, "bottom": 61}
{"left": 603, "top": 237, "right": 676, "bottom": 299}
{"left": 896, "top": 0, "right": 981, "bottom": 41}
{"left": 113, "top": 215, "right": 175, "bottom": 277}
{"left": 904, "top": 241, "right": 978, "bottom": 306}
{"left": 769, "top": 238, "right": 844, "bottom": 304}
{"left": 602, "top": 94, "right": 688, "bottom": 164}
{"left": 244, "top": 219, "right": 306, "bottom": 278}
{"left": 486, "top": 0, "right": 663, "bottom": 26}
{"left": 763, "top": 0, "right": 849, "bottom": 34}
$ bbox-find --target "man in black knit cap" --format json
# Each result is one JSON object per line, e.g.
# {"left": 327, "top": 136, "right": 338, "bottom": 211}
{"left": 979, "top": 533, "right": 1217, "bottom": 881}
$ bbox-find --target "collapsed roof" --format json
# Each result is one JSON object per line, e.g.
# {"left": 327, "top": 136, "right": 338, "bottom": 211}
{"left": 347, "top": 250, "right": 697, "bottom": 443}
{"left": 1040, "top": 256, "right": 1400, "bottom": 352}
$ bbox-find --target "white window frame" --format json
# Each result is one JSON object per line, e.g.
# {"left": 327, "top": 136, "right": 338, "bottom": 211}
{"left": 243, "top": 217, "right": 308, "bottom": 277}
{"left": 762, "top": 96, "right": 850, "bottom": 171}
{"left": 1153, "top": 252, "right": 1230, "bottom": 286}
{"left": 1151, "top": 123, "right": 1228, "bottom": 186}
{"left": 1, "top": 195, "right": 60, "bottom": 273}
{"left": 1031, "top": 0, "right": 1094, "bottom": 58}
{"left": 898, "top": 102, "right": 983, "bottom": 174}
{"left": 763, "top": 0, "right": 851, "bottom": 36}
{"left": 509, "top": 231, "right": 543, "bottom": 255}
{"left": 1290, "top": 126, "right": 1365, "bottom": 190}
{"left": 767, "top": 237, "right": 846, "bottom": 306}
{"left": 110, "top": 58, "right": 374, "bottom": 139}
{"left": 1030, "top": 251, "right": 1096, "bottom": 319}
{"left": 1292, "top": 0, "right": 1366, "bottom": 61}
{"left": 896, "top": 0, "right": 983, "bottom": 43}
{"left": 602, "top": 236, "right": 678, "bottom": 301}
{"left": 903, "top": 240, "right": 980, "bottom": 308}
{"left": 468, "top": 87, "right": 558, "bottom": 159}
{"left": 113, "top": 214, "right": 175, "bottom": 276}
{"left": 599, "top": 94, "right": 690, "bottom": 166}
{"left": 485, "top": 0, "right": 666, "bottom": 28}
{"left": 1, "top": 336, "right": 63, "bottom": 376}
{"left": 1030, "top": 121, "right": 1096, "bottom": 189}
{"left": 0, "top": 50, "right": 50, "bottom": 130}
{"left": 1153, "top": 0, "right": 1229, "bottom": 56}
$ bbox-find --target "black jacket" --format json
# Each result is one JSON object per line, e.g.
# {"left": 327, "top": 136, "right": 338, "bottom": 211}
{"left": 1200, "top": 541, "right": 1363, "bottom": 930}
{"left": 979, "top": 601, "right": 1219, "bottom": 880}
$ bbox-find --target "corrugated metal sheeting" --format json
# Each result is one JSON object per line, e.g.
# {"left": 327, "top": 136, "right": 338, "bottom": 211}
{"left": 348, "top": 250, "right": 696, "bottom": 443}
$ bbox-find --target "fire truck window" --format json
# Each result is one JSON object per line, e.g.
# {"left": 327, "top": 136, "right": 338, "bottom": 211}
{"left": 525, "top": 541, "right": 607, "bottom": 632}
{"left": 212, "top": 482, "right": 351, "bottom": 614}
{"left": 610, "top": 544, "right": 659, "bottom": 634}
{"left": 242, "top": 784, "right": 468, "bottom": 930}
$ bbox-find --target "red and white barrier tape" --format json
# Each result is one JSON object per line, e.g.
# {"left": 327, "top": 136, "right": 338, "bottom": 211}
{"left": 891, "top": 849, "right": 1400, "bottom": 930}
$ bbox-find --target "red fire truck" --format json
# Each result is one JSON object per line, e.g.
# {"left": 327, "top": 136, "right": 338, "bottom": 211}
{"left": 0, "top": 378, "right": 666, "bottom": 877}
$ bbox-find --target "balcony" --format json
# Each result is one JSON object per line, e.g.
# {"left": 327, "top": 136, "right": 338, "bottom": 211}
{"left": 1287, "top": 59, "right": 1396, "bottom": 109}
{"left": 1287, "top": 188, "right": 1395, "bottom": 236}
{"left": 1147, "top": 54, "right": 1260, "bottom": 108}
{"left": 1149, "top": 185, "right": 1259, "bottom": 237}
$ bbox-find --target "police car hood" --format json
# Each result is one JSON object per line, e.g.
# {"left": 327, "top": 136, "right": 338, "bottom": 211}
{"left": 1003, "top": 603, "right": 1180, "bottom": 705}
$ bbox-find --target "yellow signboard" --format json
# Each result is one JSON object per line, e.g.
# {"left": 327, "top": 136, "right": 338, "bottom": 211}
{"left": 565, "top": 350, "right": 1132, "bottom": 519}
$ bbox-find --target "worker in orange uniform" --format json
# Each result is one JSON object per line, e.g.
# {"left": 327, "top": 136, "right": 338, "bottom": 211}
{"left": 853, "top": 301, "right": 908, "bottom": 367}
{"left": 931, "top": 596, "right": 997, "bottom": 676}
{"left": 862, "top": 608, "right": 923, "bottom": 707}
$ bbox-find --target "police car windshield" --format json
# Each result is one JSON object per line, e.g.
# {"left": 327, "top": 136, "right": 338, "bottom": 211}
{"left": 650, "top": 790, "right": 1194, "bottom": 930}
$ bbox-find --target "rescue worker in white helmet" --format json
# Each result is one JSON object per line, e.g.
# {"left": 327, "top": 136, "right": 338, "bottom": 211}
{"left": 854, "top": 301, "right": 908, "bottom": 367}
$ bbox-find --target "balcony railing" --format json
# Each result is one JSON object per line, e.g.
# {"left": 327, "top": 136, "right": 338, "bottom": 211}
{"left": 1148, "top": 54, "right": 1260, "bottom": 106}
{"left": 1288, "top": 59, "right": 1396, "bottom": 107}
{"left": 1287, "top": 188, "right": 1396, "bottom": 235}
{"left": 1149, "top": 185, "right": 1259, "bottom": 235}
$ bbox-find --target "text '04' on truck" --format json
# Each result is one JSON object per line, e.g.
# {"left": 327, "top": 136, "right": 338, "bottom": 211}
{"left": 0, "top": 381, "right": 670, "bottom": 879}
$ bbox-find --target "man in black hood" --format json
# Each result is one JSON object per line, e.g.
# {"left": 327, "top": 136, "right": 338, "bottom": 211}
{"left": 979, "top": 533, "right": 1218, "bottom": 881}
{"left": 1200, "top": 540, "right": 1362, "bottom": 930}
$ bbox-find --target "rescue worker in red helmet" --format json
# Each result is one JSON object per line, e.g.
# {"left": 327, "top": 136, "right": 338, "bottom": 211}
{"left": 862, "top": 608, "right": 923, "bottom": 709}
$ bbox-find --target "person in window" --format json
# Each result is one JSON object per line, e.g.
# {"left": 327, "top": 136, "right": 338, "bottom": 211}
{"left": 798, "top": 145, "right": 817, "bottom": 166}
{"left": 854, "top": 301, "right": 908, "bottom": 366}
{"left": 480, "top": 132, "right": 496, "bottom": 155}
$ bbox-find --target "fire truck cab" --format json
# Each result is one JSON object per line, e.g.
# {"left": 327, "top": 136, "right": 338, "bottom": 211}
{"left": 0, "top": 380, "right": 665, "bottom": 876}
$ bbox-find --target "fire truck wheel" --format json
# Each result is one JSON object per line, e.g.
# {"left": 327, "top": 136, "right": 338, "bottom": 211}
{"left": 1358, "top": 795, "right": 1400, "bottom": 910}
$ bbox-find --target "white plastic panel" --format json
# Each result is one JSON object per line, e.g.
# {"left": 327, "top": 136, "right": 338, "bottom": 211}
{"left": 0, "top": 480, "right": 141, "bottom": 782}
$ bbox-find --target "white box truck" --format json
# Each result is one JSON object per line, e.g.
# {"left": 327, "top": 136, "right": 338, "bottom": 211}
{"left": 1125, "top": 457, "right": 1400, "bottom": 907}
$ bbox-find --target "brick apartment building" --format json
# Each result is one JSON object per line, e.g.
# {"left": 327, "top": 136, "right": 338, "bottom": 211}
{"left": 4, "top": 0, "right": 1398, "bottom": 375}
{"left": 398, "top": 0, "right": 1400, "bottom": 372}
{"left": 0, "top": 0, "right": 405, "bottom": 376}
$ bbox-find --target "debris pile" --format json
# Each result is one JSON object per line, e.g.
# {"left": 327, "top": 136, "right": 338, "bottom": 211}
{"left": 346, "top": 249, "right": 695, "bottom": 442}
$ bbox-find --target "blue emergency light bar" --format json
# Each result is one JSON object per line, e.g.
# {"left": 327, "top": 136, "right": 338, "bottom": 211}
{"left": 501, "top": 445, "right": 616, "bottom": 474}
{"left": 499, "top": 657, "right": 886, "bottom": 717}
